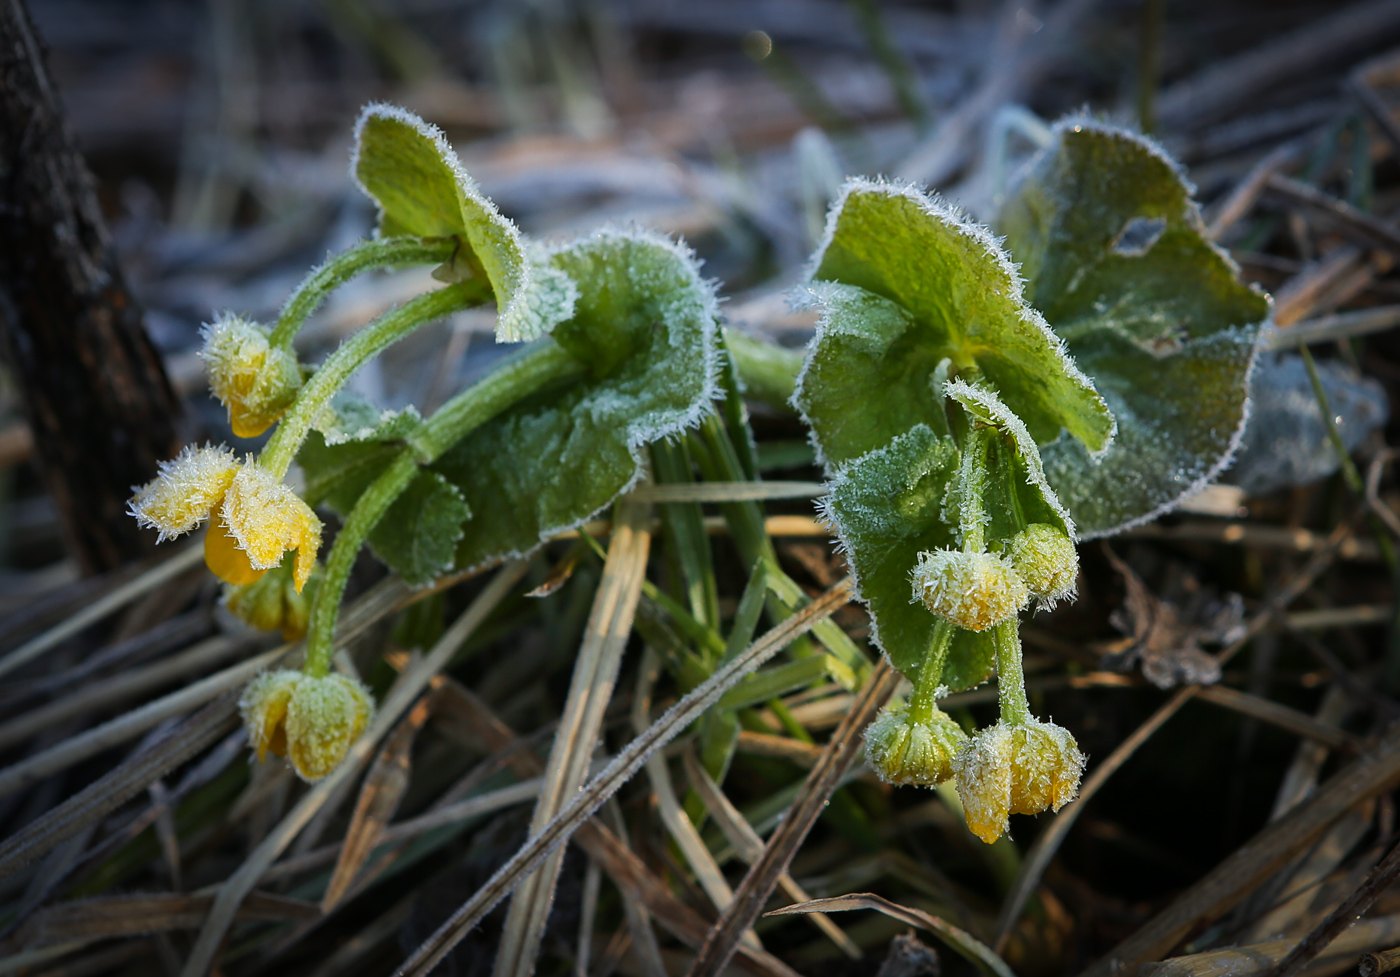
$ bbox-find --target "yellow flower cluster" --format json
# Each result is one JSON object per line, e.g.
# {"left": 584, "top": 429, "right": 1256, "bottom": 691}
{"left": 201, "top": 314, "right": 302, "bottom": 438}
{"left": 953, "top": 720, "right": 1084, "bottom": 844}
{"left": 911, "top": 549, "right": 1028, "bottom": 632}
{"left": 129, "top": 446, "right": 321, "bottom": 591}
{"left": 241, "top": 669, "right": 373, "bottom": 781}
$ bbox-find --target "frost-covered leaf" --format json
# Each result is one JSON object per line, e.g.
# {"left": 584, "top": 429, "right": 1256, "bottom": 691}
{"left": 996, "top": 118, "right": 1270, "bottom": 536}
{"left": 432, "top": 230, "right": 720, "bottom": 571}
{"left": 795, "top": 179, "right": 1113, "bottom": 468}
{"left": 352, "top": 104, "right": 576, "bottom": 342}
{"left": 314, "top": 393, "right": 421, "bottom": 447}
{"left": 824, "top": 424, "right": 994, "bottom": 691}
{"left": 945, "top": 381, "right": 1074, "bottom": 543}
{"left": 366, "top": 471, "right": 470, "bottom": 586}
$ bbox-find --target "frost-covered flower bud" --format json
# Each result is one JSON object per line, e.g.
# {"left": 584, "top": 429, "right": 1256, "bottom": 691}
{"left": 911, "top": 549, "right": 1029, "bottom": 632}
{"left": 128, "top": 444, "right": 239, "bottom": 540}
{"left": 224, "top": 557, "right": 316, "bottom": 641}
{"left": 1006, "top": 523, "right": 1078, "bottom": 604}
{"left": 240, "top": 670, "right": 374, "bottom": 781}
{"left": 952, "top": 719, "right": 1085, "bottom": 844}
{"left": 865, "top": 700, "right": 968, "bottom": 786}
{"left": 201, "top": 314, "right": 302, "bottom": 438}
{"left": 210, "top": 462, "right": 322, "bottom": 592}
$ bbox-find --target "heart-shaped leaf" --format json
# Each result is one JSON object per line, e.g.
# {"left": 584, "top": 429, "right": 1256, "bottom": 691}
{"left": 996, "top": 117, "right": 1270, "bottom": 536}
{"left": 366, "top": 471, "right": 470, "bottom": 586}
{"left": 795, "top": 179, "right": 1114, "bottom": 469}
{"left": 352, "top": 104, "right": 576, "bottom": 342}
{"left": 432, "top": 230, "right": 720, "bottom": 572}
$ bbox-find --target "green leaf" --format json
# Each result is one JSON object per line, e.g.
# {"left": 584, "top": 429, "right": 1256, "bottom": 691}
{"left": 824, "top": 424, "right": 994, "bottom": 691}
{"left": 351, "top": 104, "right": 576, "bottom": 342}
{"left": 299, "top": 394, "right": 422, "bottom": 511}
{"left": 795, "top": 179, "right": 1113, "bottom": 468}
{"left": 996, "top": 117, "right": 1269, "bottom": 536}
{"left": 367, "top": 471, "right": 470, "bottom": 586}
{"left": 432, "top": 230, "right": 720, "bottom": 572}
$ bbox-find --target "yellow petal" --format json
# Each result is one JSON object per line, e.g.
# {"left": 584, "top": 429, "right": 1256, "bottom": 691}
{"left": 201, "top": 314, "right": 301, "bottom": 439}
{"left": 204, "top": 517, "right": 268, "bottom": 587}
{"left": 239, "top": 670, "right": 300, "bottom": 762}
{"left": 129, "top": 444, "right": 239, "bottom": 541}
{"left": 220, "top": 462, "right": 323, "bottom": 587}
{"left": 953, "top": 724, "right": 1014, "bottom": 844}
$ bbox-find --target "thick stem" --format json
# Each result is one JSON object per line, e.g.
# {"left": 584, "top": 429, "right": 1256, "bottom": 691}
{"left": 270, "top": 236, "right": 457, "bottom": 348}
{"left": 260, "top": 281, "right": 487, "bottom": 479}
{"left": 993, "top": 616, "right": 1031, "bottom": 725}
{"left": 301, "top": 342, "right": 585, "bottom": 674}
{"left": 907, "top": 618, "right": 954, "bottom": 724}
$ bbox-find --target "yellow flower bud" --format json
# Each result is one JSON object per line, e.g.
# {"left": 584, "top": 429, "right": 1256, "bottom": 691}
{"left": 201, "top": 314, "right": 303, "bottom": 438}
{"left": 128, "top": 444, "right": 239, "bottom": 541}
{"left": 219, "top": 462, "right": 322, "bottom": 592}
{"left": 240, "top": 670, "right": 374, "bottom": 781}
{"left": 911, "top": 549, "right": 1028, "bottom": 632}
{"left": 224, "top": 556, "right": 316, "bottom": 640}
{"left": 952, "top": 720, "right": 1085, "bottom": 844}
{"left": 865, "top": 701, "right": 967, "bottom": 786}
{"left": 1006, "top": 523, "right": 1078, "bottom": 605}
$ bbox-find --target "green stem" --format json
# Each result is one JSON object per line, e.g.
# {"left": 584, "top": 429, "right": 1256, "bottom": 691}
{"left": 260, "top": 281, "right": 488, "bottom": 479}
{"left": 270, "top": 236, "right": 457, "bottom": 348}
{"left": 993, "top": 617, "right": 1031, "bottom": 725}
{"left": 957, "top": 426, "right": 992, "bottom": 553}
{"left": 908, "top": 618, "right": 954, "bottom": 724}
{"left": 301, "top": 342, "right": 585, "bottom": 675}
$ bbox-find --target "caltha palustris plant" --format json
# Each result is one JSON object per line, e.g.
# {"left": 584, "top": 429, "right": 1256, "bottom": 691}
{"left": 131, "top": 103, "right": 722, "bottom": 780}
{"left": 793, "top": 116, "right": 1267, "bottom": 842}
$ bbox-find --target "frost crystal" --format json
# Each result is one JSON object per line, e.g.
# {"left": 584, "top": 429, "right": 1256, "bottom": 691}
{"left": 128, "top": 444, "right": 240, "bottom": 541}
{"left": 911, "top": 549, "right": 1028, "bottom": 632}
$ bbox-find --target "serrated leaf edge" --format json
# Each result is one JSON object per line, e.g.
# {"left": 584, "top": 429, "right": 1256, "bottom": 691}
{"left": 455, "top": 226, "right": 724, "bottom": 575}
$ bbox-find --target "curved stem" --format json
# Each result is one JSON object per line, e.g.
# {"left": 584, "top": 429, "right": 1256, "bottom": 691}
{"left": 301, "top": 342, "right": 586, "bottom": 673}
{"left": 908, "top": 618, "right": 953, "bottom": 724}
{"left": 992, "top": 616, "right": 1031, "bottom": 725}
{"left": 270, "top": 236, "right": 457, "bottom": 348}
{"left": 260, "top": 281, "right": 488, "bottom": 479}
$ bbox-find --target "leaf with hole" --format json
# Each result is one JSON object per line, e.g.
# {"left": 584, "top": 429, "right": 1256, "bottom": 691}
{"left": 996, "top": 117, "right": 1270, "bottom": 536}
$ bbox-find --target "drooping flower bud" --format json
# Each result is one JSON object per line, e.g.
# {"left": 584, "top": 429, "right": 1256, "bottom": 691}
{"left": 128, "top": 444, "right": 239, "bottom": 540}
{"left": 911, "top": 549, "right": 1029, "bottom": 632}
{"left": 216, "top": 462, "right": 322, "bottom": 592}
{"left": 865, "top": 700, "right": 967, "bottom": 786}
{"left": 240, "top": 669, "right": 374, "bottom": 781}
{"left": 224, "top": 556, "right": 316, "bottom": 640}
{"left": 1006, "top": 523, "right": 1078, "bottom": 605}
{"left": 201, "top": 314, "right": 303, "bottom": 438}
{"left": 952, "top": 719, "right": 1085, "bottom": 844}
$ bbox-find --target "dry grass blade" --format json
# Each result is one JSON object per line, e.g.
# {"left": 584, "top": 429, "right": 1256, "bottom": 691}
{"left": 0, "top": 543, "right": 203, "bottom": 681}
{"left": 0, "top": 635, "right": 255, "bottom": 753}
{"left": 1140, "top": 914, "right": 1400, "bottom": 977}
{"left": 393, "top": 577, "right": 855, "bottom": 977}
{"left": 766, "top": 893, "right": 1015, "bottom": 977}
{"left": 179, "top": 560, "right": 531, "bottom": 977}
{"left": 1259, "top": 837, "right": 1400, "bottom": 977}
{"left": 683, "top": 657, "right": 900, "bottom": 977}
{"left": 494, "top": 498, "right": 652, "bottom": 977}
{"left": 0, "top": 692, "right": 240, "bottom": 881}
{"left": 1264, "top": 174, "right": 1400, "bottom": 254}
{"left": 0, "top": 644, "right": 282, "bottom": 801}
{"left": 1077, "top": 720, "right": 1400, "bottom": 977}
{"left": 1267, "top": 305, "right": 1400, "bottom": 350}
{"left": 1193, "top": 685, "right": 1358, "bottom": 752}
{"left": 7, "top": 891, "right": 318, "bottom": 950}
{"left": 681, "top": 748, "right": 862, "bottom": 959}
{"left": 1206, "top": 140, "right": 1304, "bottom": 240}
{"left": 321, "top": 693, "right": 434, "bottom": 911}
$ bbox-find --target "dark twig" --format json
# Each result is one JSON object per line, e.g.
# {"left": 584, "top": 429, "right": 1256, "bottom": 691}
{"left": 1259, "top": 835, "right": 1400, "bottom": 977}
